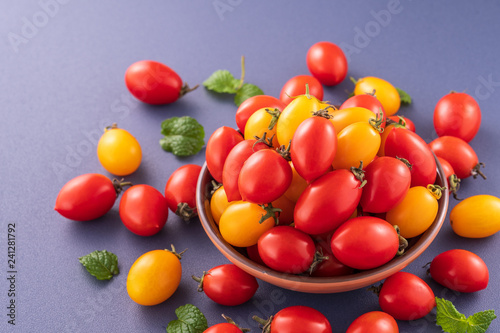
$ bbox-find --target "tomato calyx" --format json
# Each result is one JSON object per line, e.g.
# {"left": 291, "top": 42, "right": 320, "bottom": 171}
{"left": 276, "top": 141, "right": 292, "bottom": 161}
{"left": 166, "top": 244, "right": 187, "bottom": 260}
{"left": 368, "top": 283, "right": 383, "bottom": 297}
{"left": 394, "top": 225, "right": 408, "bottom": 256}
{"left": 386, "top": 115, "right": 408, "bottom": 128}
{"left": 312, "top": 106, "right": 335, "bottom": 119}
{"left": 368, "top": 112, "right": 385, "bottom": 133}
{"left": 350, "top": 161, "right": 367, "bottom": 188}
{"left": 253, "top": 132, "right": 274, "bottom": 148}
{"left": 258, "top": 203, "right": 282, "bottom": 225}
{"left": 265, "top": 108, "right": 281, "bottom": 130}
{"left": 112, "top": 178, "right": 133, "bottom": 195}
{"left": 252, "top": 315, "right": 273, "bottom": 333}
{"left": 179, "top": 82, "right": 199, "bottom": 98}
{"left": 104, "top": 123, "right": 119, "bottom": 132}
{"left": 426, "top": 184, "right": 446, "bottom": 200}
{"left": 221, "top": 314, "right": 251, "bottom": 332}
{"left": 175, "top": 202, "right": 196, "bottom": 222}
{"left": 308, "top": 249, "right": 330, "bottom": 275}
{"left": 192, "top": 271, "right": 208, "bottom": 292}
{"left": 448, "top": 174, "right": 462, "bottom": 200}
{"left": 210, "top": 180, "right": 222, "bottom": 196}
{"left": 471, "top": 162, "right": 487, "bottom": 180}
{"left": 396, "top": 156, "right": 413, "bottom": 169}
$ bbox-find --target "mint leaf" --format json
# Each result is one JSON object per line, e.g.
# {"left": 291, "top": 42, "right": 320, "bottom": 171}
{"left": 160, "top": 116, "right": 205, "bottom": 156}
{"left": 396, "top": 87, "right": 412, "bottom": 104}
{"left": 234, "top": 83, "right": 264, "bottom": 106}
{"left": 166, "top": 304, "right": 208, "bottom": 333}
{"left": 435, "top": 297, "right": 496, "bottom": 333}
{"left": 203, "top": 70, "right": 240, "bottom": 94}
{"left": 78, "top": 250, "right": 119, "bottom": 280}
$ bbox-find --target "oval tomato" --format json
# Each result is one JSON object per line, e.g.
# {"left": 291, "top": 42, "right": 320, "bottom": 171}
{"left": 291, "top": 116, "right": 337, "bottom": 182}
{"left": 204, "top": 322, "right": 244, "bottom": 333}
{"left": 353, "top": 77, "right": 401, "bottom": 116}
{"left": 210, "top": 185, "right": 230, "bottom": 225}
{"left": 205, "top": 126, "right": 244, "bottom": 183}
{"left": 238, "top": 149, "right": 292, "bottom": 204}
{"left": 434, "top": 92, "right": 481, "bottom": 142}
{"left": 294, "top": 169, "right": 363, "bottom": 235}
{"left": 450, "top": 194, "right": 500, "bottom": 238}
{"left": 235, "top": 95, "right": 286, "bottom": 134}
{"left": 119, "top": 185, "right": 169, "bottom": 236}
{"left": 384, "top": 127, "right": 437, "bottom": 187}
{"left": 331, "top": 216, "right": 399, "bottom": 270}
{"left": 55, "top": 174, "right": 127, "bottom": 221}
{"left": 244, "top": 107, "right": 280, "bottom": 148}
{"left": 258, "top": 226, "right": 315, "bottom": 274}
{"left": 196, "top": 264, "right": 258, "bottom": 306}
{"left": 268, "top": 306, "right": 332, "bottom": 333}
{"left": 279, "top": 75, "right": 324, "bottom": 105}
{"left": 330, "top": 106, "right": 381, "bottom": 134}
{"left": 340, "top": 94, "right": 386, "bottom": 119}
{"left": 429, "top": 136, "right": 485, "bottom": 180}
{"left": 378, "top": 272, "right": 435, "bottom": 320}
{"left": 306, "top": 41, "right": 348, "bottom": 86}
{"left": 360, "top": 156, "right": 411, "bottom": 213}
{"left": 430, "top": 249, "right": 489, "bottom": 292}
{"left": 164, "top": 164, "right": 201, "bottom": 221}
{"left": 346, "top": 311, "right": 399, "bottom": 333}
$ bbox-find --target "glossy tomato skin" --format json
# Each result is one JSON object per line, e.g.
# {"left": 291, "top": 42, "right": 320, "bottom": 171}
{"left": 206, "top": 126, "right": 244, "bottom": 183}
{"left": 244, "top": 107, "right": 280, "bottom": 148}
{"left": 127, "top": 249, "right": 181, "bottom": 306}
{"left": 279, "top": 75, "right": 324, "bottom": 105}
{"left": 311, "top": 241, "right": 354, "bottom": 277}
{"left": 200, "top": 264, "right": 258, "bottom": 306}
{"left": 346, "top": 311, "right": 399, "bottom": 333}
{"left": 97, "top": 125, "right": 142, "bottom": 176}
{"left": 291, "top": 116, "right": 337, "bottom": 182}
{"left": 437, "top": 156, "right": 455, "bottom": 180}
{"left": 360, "top": 156, "right": 411, "bottom": 213}
{"left": 125, "top": 60, "right": 183, "bottom": 105}
{"left": 430, "top": 249, "right": 489, "bottom": 292}
{"left": 204, "top": 323, "right": 243, "bottom": 333}
{"left": 354, "top": 77, "right": 400, "bottom": 116}
{"left": 119, "top": 185, "right": 169, "bottom": 236}
{"left": 434, "top": 92, "right": 481, "bottom": 142}
{"left": 384, "top": 127, "right": 437, "bottom": 187}
{"left": 258, "top": 226, "right": 315, "bottom": 274}
{"left": 222, "top": 139, "right": 269, "bottom": 202}
{"left": 294, "top": 169, "right": 363, "bottom": 235}
{"left": 164, "top": 164, "right": 201, "bottom": 218}
{"left": 340, "top": 94, "right": 385, "bottom": 118}
{"left": 428, "top": 136, "right": 481, "bottom": 179}
{"left": 238, "top": 149, "right": 292, "bottom": 204}
{"left": 388, "top": 115, "right": 415, "bottom": 132}
{"left": 331, "top": 216, "right": 399, "bottom": 270}
{"left": 270, "top": 306, "right": 332, "bottom": 333}
{"left": 330, "top": 107, "right": 380, "bottom": 134}
{"left": 306, "top": 41, "right": 348, "bottom": 86}
{"left": 55, "top": 174, "right": 118, "bottom": 221}
{"left": 450, "top": 195, "right": 500, "bottom": 238}
{"left": 210, "top": 186, "right": 230, "bottom": 225}
{"left": 235, "top": 95, "right": 286, "bottom": 134}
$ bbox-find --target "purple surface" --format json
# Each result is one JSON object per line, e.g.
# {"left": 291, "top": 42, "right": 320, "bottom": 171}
{"left": 1, "top": 1, "right": 500, "bottom": 332}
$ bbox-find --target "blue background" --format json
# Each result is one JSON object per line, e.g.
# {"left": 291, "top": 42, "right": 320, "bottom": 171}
{"left": 1, "top": 1, "right": 500, "bottom": 332}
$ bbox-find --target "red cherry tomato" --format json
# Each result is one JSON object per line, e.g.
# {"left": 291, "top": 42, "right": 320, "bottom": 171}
{"left": 384, "top": 127, "right": 437, "bottom": 187}
{"left": 204, "top": 322, "right": 244, "bottom": 333}
{"left": 55, "top": 174, "right": 125, "bottom": 221}
{"left": 388, "top": 115, "right": 415, "bottom": 132}
{"left": 238, "top": 149, "right": 292, "bottom": 204}
{"left": 340, "top": 94, "right": 386, "bottom": 121}
{"left": 437, "top": 156, "right": 455, "bottom": 180}
{"left": 222, "top": 139, "right": 270, "bottom": 202}
{"left": 430, "top": 249, "right": 489, "bottom": 293}
{"left": 346, "top": 311, "right": 399, "bottom": 333}
{"left": 290, "top": 116, "right": 337, "bottom": 182}
{"left": 311, "top": 240, "right": 354, "bottom": 277}
{"left": 125, "top": 60, "right": 195, "bottom": 105}
{"left": 360, "top": 156, "right": 411, "bottom": 213}
{"left": 258, "top": 226, "right": 315, "bottom": 274}
{"left": 164, "top": 164, "right": 201, "bottom": 220}
{"left": 306, "top": 41, "right": 348, "bottom": 86}
{"left": 379, "top": 272, "right": 436, "bottom": 320}
{"left": 269, "top": 306, "right": 332, "bottom": 333}
{"left": 279, "top": 75, "right": 324, "bottom": 105}
{"left": 196, "top": 264, "right": 258, "bottom": 306}
{"left": 246, "top": 244, "right": 266, "bottom": 266}
{"left": 434, "top": 92, "right": 481, "bottom": 142}
{"left": 294, "top": 169, "right": 363, "bottom": 235}
{"left": 235, "top": 95, "right": 286, "bottom": 134}
{"left": 206, "top": 126, "right": 244, "bottom": 183}
{"left": 429, "top": 135, "right": 485, "bottom": 179}
{"left": 119, "top": 185, "right": 169, "bottom": 236}
{"left": 331, "top": 216, "right": 399, "bottom": 270}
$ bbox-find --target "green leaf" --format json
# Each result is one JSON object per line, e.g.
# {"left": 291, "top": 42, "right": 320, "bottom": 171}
{"left": 234, "top": 83, "right": 264, "bottom": 106}
{"left": 396, "top": 87, "right": 412, "bottom": 104}
{"left": 203, "top": 70, "right": 241, "bottom": 94}
{"left": 78, "top": 250, "right": 119, "bottom": 280}
{"left": 166, "top": 304, "right": 208, "bottom": 333}
{"left": 435, "top": 298, "right": 497, "bottom": 333}
{"left": 160, "top": 116, "right": 205, "bottom": 156}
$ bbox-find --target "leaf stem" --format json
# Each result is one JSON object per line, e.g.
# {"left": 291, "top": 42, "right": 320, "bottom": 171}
{"left": 238, "top": 55, "right": 245, "bottom": 90}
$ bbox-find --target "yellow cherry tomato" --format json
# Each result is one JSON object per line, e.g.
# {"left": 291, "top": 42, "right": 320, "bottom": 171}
{"left": 210, "top": 185, "right": 230, "bottom": 225}
{"left": 450, "top": 194, "right": 500, "bottom": 238}
{"left": 219, "top": 201, "right": 276, "bottom": 247}
{"left": 332, "top": 122, "right": 381, "bottom": 170}
{"left": 284, "top": 161, "right": 309, "bottom": 202}
{"left": 97, "top": 124, "right": 142, "bottom": 176}
{"left": 353, "top": 77, "right": 400, "bottom": 116}
{"left": 276, "top": 94, "right": 322, "bottom": 147}
{"left": 386, "top": 186, "right": 440, "bottom": 239}
{"left": 126, "top": 247, "right": 182, "bottom": 306}
{"left": 330, "top": 107, "right": 376, "bottom": 134}
{"left": 244, "top": 107, "right": 280, "bottom": 148}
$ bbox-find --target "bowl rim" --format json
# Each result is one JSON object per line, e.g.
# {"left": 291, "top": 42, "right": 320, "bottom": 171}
{"left": 196, "top": 156, "right": 449, "bottom": 293}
